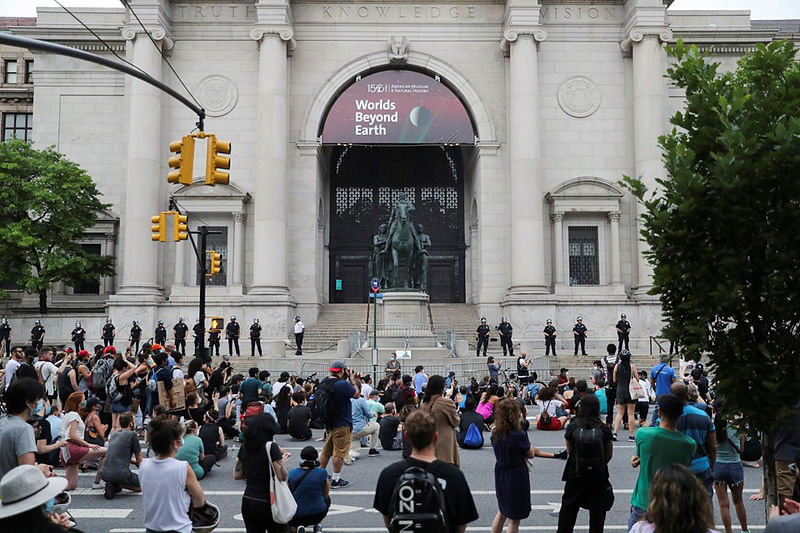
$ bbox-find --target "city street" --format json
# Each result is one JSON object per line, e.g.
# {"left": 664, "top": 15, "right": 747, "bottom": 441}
{"left": 62, "top": 421, "right": 769, "bottom": 532}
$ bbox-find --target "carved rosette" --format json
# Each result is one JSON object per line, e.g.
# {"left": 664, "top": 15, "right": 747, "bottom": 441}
{"left": 197, "top": 75, "right": 238, "bottom": 117}
{"left": 557, "top": 75, "right": 601, "bottom": 118}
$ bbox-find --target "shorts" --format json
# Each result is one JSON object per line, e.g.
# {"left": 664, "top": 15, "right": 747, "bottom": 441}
{"left": 714, "top": 462, "right": 744, "bottom": 487}
{"left": 65, "top": 441, "right": 90, "bottom": 465}
{"left": 101, "top": 469, "right": 140, "bottom": 488}
{"left": 111, "top": 401, "right": 131, "bottom": 414}
{"left": 635, "top": 402, "right": 649, "bottom": 421}
{"left": 322, "top": 426, "right": 352, "bottom": 460}
{"left": 537, "top": 417, "right": 563, "bottom": 431}
{"left": 777, "top": 460, "right": 797, "bottom": 498}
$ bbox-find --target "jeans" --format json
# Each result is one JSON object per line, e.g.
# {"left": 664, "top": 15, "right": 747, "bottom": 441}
{"left": 697, "top": 468, "right": 714, "bottom": 500}
{"left": 627, "top": 505, "right": 646, "bottom": 531}
{"left": 606, "top": 388, "right": 616, "bottom": 426}
{"left": 557, "top": 503, "right": 606, "bottom": 533}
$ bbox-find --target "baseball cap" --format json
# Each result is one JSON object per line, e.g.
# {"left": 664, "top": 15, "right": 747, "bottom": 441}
{"left": 77, "top": 349, "right": 91, "bottom": 359}
{"left": 329, "top": 360, "right": 347, "bottom": 372}
{"left": 102, "top": 346, "right": 117, "bottom": 356}
{"left": 151, "top": 343, "right": 163, "bottom": 352}
{"left": 368, "top": 389, "right": 380, "bottom": 397}
{"left": 560, "top": 367, "right": 569, "bottom": 373}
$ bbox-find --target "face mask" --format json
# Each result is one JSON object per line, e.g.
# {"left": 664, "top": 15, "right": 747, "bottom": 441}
{"left": 44, "top": 497, "right": 55, "bottom": 514}
{"left": 35, "top": 399, "right": 44, "bottom": 414}
{"left": 44, "top": 404, "right": 52, "bottom": 416}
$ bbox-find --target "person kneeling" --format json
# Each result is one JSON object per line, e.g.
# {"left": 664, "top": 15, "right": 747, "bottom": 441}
{"left": 100, "top": 413, "right": 143, "bottom": 499}
{"left": 289, "top": 446, "right": 331, "bottom": 532}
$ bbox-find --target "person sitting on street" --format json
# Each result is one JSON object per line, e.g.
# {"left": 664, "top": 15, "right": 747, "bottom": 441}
{"left": 287, "top": 391, "right": 313, "bottom": 441}
{"left": 378, "top": 402, "right": 403, "bottom": 451}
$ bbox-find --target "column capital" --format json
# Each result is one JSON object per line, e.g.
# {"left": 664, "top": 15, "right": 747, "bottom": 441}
{"left": 607, "top": 211, "right": 622, "bottom": 222}
{"left": 620, "top": 27, "right": 673, "bottom": 55}
{"left": 232, "top": 212, "right": 247, "bottom": 223}
{"left": 551, "top": 212, "right": 564, "bottom": 223}
{"left": 121, "top": 25, "right": 174, "bottom": 51}
{"left": 250, "top": 26, "right": 294, "bottom": 42}
{"left": 501, "top": 27, "right": 547, "bottom": 56}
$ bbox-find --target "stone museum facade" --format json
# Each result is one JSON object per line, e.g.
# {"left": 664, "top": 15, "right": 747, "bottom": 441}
{"left": 2, "top": 0, "right": 797, "bottom": 350}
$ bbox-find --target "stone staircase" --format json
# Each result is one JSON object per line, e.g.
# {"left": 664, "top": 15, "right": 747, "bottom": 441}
{"left": 300, "top": 303, "right": 370, "bottom": 352}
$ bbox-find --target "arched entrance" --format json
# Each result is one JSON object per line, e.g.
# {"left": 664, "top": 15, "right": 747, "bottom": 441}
{"left": 321, "top": 69, "right": 475, "bottom": 303}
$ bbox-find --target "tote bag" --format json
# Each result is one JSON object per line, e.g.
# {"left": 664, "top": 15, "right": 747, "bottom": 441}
{"left": 267, "top": 441, "right": 297, "bottom": 524}
{"left": 629, "top": 377, "right": 643, "bottom": 401}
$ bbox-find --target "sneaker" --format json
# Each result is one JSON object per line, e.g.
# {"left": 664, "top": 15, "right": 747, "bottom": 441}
{"left": 92, "top": 480, "right": 105, "bottom": 490}
{"left": 628, "top": 435, "right": 636, "bottom": 442}
{"left": 368, "top": 448, "right": 380, "bottom": 457}
{"left": 103, "top": 482, "right": 116, "bottom": 500}
{"left": 330, "top": 479, "right": 350, "bottom": 489}
{"left": 612, "top": 433, "right": 618, "bottom": 441}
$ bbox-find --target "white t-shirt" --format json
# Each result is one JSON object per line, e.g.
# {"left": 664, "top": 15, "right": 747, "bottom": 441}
{"left": 361, "top": 382, "right": 373, "bottom": 399}
{"left": 630, "top": 522, "right": 719, "bottom": 533}
{"left": 172, "top": 367, "right": 185, "bottom": 380}
{"left": 61, "top": 411, "right": 85, "bottom": 442}
{"left": 4, "top": 359, "right": 19, "bottom": 389}
{"left": 294, "top": 321, "right": 305, "bottom": 334}
{"left": 193, "top": 371, "right": 205, "bottom": 387}
{"left": 536, "top": 399, "right": 559, "bottom": 418}
{"left": 638, "top": 379, "right": 652, "bottom": 403}
{"left": 35, "top": 360, "right": 59, "bottom": 396}
{"left": 140, "top": 457, "right": 192, "bottom": 533}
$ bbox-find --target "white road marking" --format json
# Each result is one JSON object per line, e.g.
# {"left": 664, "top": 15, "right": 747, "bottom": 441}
{"left": 69, "top": 508, "right": 132, "bottom": 518}
{"left": 111, "top": 527, "right": 768, "bottom": 532}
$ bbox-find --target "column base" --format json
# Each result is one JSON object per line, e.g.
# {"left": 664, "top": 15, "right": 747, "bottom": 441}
{"left": 108, "top": 290, "right": 163, "bottom": 304}
{"left": 632, "top": 285, "right": 658, "bottom": 300}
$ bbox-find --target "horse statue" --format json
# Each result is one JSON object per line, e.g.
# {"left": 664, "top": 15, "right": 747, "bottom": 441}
{"left": 384, "top": 196, "right": 419, "bottom": 288}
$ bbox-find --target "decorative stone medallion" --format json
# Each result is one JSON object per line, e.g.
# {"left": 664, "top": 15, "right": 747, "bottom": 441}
{"left": 557, "top": 75, "right": 601, "bottom": 118}
{"left": 197, "top": 75, "right": 238, "bottom": 117}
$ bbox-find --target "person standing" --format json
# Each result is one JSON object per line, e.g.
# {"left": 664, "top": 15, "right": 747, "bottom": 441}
{"left": 413, "top": 365, "right": 428, "bottom": 396}
{"left": 421, "top": 375, "right": 460, "bottom": 466}
{"left": 173, "top": 318, "right": 188, "bottom": 355}
{"left": 672, "top": 382, "right": 717, "bottom": 499}
{"left": 544, "top": 319, "right": 557, "bottom": 357}
{"left": 0, "top": 317, "right": 11, "bottom": 358}
{"left": 226, "top": 316, "right": 240, "bottom": 357}
{"left": 516, "top": 352, "right": 531, "bottom": 385}
{"left": 250, "top": 318, "right": 262, "bottom": 357}
{"left": 572, "top": 316, "right": 587, "bottom": 356}
{"left": 319, "top": 360, "right": 358, "bottom": 489}
{"left": 154, "top": 320, "right": 167, "bottom": 346}
{"left": 30, "top": 320, "right": 45, "bottom": 353}
{"left": 384, "top": 352, "right": 401, "bottom": 377}
{"left": 102, "top": 318, "right": 115, "bottom": 348}
{"left": 557, "top": 393, "right": 614, "bottom": 533}
{"left": 192, "top": 319, "right": 204, "bottom": 356}
{"left": 208, "top": 322, "right": 220, "bottom": 357}
{"left": 712, "top": 401, "right": 749, "bottom": 533}
{"left": 294, "top": 316, "right": 305, "bottom": 356}
{"left": 476, "top": 317, "right": 490, "bottom": 357}
{"left": 128, "top": 321, "right": 142, "bottom": 355}
{"left": 616, "top": 313, "right": 631, "bottom": 353}
{"left": 649, "top": 354, "right": 678, "bottom": 426}
{"left": 612, "top": 349, "right": 639, "bottom": 441}
{"left": 498, "top": 316, "right": 514, "bottom": 357}
{"left": 71, "top": 322, "right": 86, "bottom": 353}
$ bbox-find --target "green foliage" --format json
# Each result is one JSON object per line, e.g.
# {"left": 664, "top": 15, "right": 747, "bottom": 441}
{"left": 624, "top": 40, "right": 800, "bottom": 433}
{"left": 0, "top": 140, "right": 114, "bottom": 312}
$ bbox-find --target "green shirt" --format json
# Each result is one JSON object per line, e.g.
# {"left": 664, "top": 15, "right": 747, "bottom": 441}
{"left": 631, "top": 426, "right": 696, "bottom": 510}
{"left": 176, "top": 434, "right": 205, "bottom": 479}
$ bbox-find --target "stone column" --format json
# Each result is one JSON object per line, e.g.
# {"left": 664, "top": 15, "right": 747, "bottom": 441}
{"left": 172, "top": 239, "right": 185, "bottom": 288}
{"left": 622, "top": 28, "right": 671, "bottom": 294}
{"left": 248, "top": 27, "right": 293, "bottom": 299}
{"left": 608, "top": 211, "right": 622, "bottom": 285}
{"left": 116, "top": 27, "right": 166, "bottom": 299}
{"left": 504, "top": 29, "right": 548, "bottom": 295}
{"left": 232, "top": 212, "right": 246, "bottom": 287}
{"left": 551, "top": 212, "right": 564, "bottom": 286}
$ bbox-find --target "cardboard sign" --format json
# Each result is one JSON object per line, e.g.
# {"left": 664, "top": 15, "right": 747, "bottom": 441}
{"left": 157, "top": 378, "right": 186, "bottom": 413}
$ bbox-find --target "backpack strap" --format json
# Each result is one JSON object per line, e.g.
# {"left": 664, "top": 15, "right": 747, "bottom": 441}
{"left": 289, "top": 467, "right": 315, "bottom": 493}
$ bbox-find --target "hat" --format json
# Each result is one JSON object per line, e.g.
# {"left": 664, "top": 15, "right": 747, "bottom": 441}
{"left": 560, "top": 367, "right": 569, "bottom": 373}
{"left": 77, "top": 349, "right": 91, "bottom": 359}
{"left": 576, "top": 316, "right": 583, "bottom": 321}
{"left": 695, "top": 362, "right": 704, "bottom": 371}
{"left": 0, "top": 465, "right": 67, "bottom": 518}
{"left": 65, "top": 347, "right": 74, "bottom": 353}
{"left": 102, "top": 345, "right": 117, "bottom": 356}
{"left": 85, "top": 398, "right": 101, "bottom": 411}
{"left": 480, "top": 317, "right": 487, "bottom": 322}
{"left": 295, "top": 315, "right": 301, "bottom": 321}
{"left": 546, "top": 319, "right": 552, "bottom": 323}
{"left": 329, "top": 360, "right": 347, "bottom": 372}
{"left": 402, "top": 374, "right": 412, "bottom": 385}
{"left": 368, "top": 389, "right": 380, "bottom": 397}
{"left": 151, "top": 343, "right": 163, "bottom": 352}
{"left": 448, "top": 370, "right": 456, "bottom": 377}
{"left": 280, "top": 371, "right": 290, "bottom": 380}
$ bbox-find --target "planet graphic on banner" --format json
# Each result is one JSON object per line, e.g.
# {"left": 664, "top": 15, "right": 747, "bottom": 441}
{"left": 409, "top": 106, "right": 432, "bottom": 128}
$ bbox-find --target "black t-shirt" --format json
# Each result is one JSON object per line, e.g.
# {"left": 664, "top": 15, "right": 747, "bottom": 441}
{"left": 199, "top": 423, "right": 220, "bottom": 453}
{"left": 174, "top": 323, "right": 189, "bottom": 339}
{"left": 16, "top": 362, "right": 38, "bottom": 381}
{"left": 193, "top": 323, "right": 204, "bottom": 338}
{"left": 287, "top": 405, "right": 311, "bottom": 437}
{"left": 188, "top": 406, "right": 206, "bottom": 425}
{"left": 379, "top": 415, "right": 401, "bottom": 450}
{"left": 31, "top": 326, "right": 45, "bottom": 340}
{"left": 498, "top": 322, "right": 513, "bottom": 336}
{"left": 102, "top": 324, "right": 115, "bottom": 338}
{"left": 0, "top": 324, "right": 10, "bottom": 338}
{"left": 373, "top": 457, "right": 479, "bottom": 532}
{"left": 562, "top": 418, "right": 612, "bottom": 482}
{"left": 237, "top": 441, "right": 283, "bottom": 501}
{"left": 250, "top": 324, "right": 262, "bottom": 339}
{"left": 155, "top": 326, "right": 167, "bottom": 340}
{"left": 476, "top": 325, "right": 490, "bottom": 338}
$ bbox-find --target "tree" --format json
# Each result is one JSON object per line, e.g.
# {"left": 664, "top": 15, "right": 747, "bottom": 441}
{"left": 624, "top": 40, "right": 800, "bottom": 518}
{"left": 0, "top": 140, "right": 115, "bottom": 313}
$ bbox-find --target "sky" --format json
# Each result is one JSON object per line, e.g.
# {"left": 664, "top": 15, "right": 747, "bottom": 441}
{"left": 2, "top": 0, "right": 800, "bottom": 20}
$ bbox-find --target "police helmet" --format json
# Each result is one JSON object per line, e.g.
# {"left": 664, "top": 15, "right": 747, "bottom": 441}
{"left": 158, "top": 320, "right": 164, "bottom": 325}
{"left": 621, "top": 313, "right": 627, "bottom": 318}
{"left": 1, "top": 317, "right": 6, "bottom": 325}
{"left": 546, "top": 319, "right": 552, "bottom": 324}
{"left": 190, "top": 501, "right": 220, "bottom": 533}
{"left": 294, "top": 315, "right": 301, "bottom": 321}
{"left": 132, "top": 320, "right": 138, "bottom": 326}
{"left": 75, "top": 321, "right": 81, "bottom": 328}
{"left": 576, "top": 316, "right": 583, "bottom": 321}
{"left": 106, "top": 317, "right": 112, "bottom": 324}
{"left": 34, "top": 319, "right": 41, "bottom": 325}
{"left": 254, "top": 318, "right": 259, "bottom": 324}
{"left": 480, "top": 317, "right": 487, "bottom": 323}
{"left": 501, "top": 316, "right": 507, "bottom": 322}
{"left": 179, "top": 317, "right": 184, "bottom": 323}
{"left": 230, "top": 316, "right": 236, "bottom": 321}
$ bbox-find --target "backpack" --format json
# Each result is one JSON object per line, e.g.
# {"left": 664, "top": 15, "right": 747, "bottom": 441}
{"left": 240, "top": 400, "right": 266, "bottom": 433}
{"left": 91, "top": 358, "right": 113, "bottom": 393}
{"left": 106, "top": 375, "right": 123, "bottom": 403}
{"left": 463, "top": 423, "right": 482, "bottom": 448}
{"left": 388, "top": 462, "right": 449, "bottom": 533}
{"left": 538, "top": 401, "right": 552, "bottom": 427}
{"left": 604, "top": 356, "right": 618, "bottom": 388}
{"left": 310, "top": 378, "right": 338, "bottom": 426}
{"left": 12, "top": 362, "right": 38, "bottom": 384}
{"left": 572, "top": 425, "right": 606, "bottom": 479}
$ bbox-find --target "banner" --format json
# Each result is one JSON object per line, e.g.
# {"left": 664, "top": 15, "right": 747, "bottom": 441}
{"left": 322, "top": 70, "right": 475, "bottom": 145}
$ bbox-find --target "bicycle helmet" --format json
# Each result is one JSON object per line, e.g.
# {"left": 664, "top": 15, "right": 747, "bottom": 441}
{"left": 191, "top": 501, "right": 220, "bottom": 533}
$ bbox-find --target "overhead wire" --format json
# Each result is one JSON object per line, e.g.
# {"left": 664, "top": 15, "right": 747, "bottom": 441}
{"left": 119, "top": 0, "right": 203, "bottom": 110}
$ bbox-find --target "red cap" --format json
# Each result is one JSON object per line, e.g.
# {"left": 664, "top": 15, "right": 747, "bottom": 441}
{"left": 77, "top": 350, "right": 90, "bottom": 358}
{"left": 102, "top": 346, "right": 117, "bottom": 356}
{"left": 151, "top": 344, "right": 163, "bottom": 352}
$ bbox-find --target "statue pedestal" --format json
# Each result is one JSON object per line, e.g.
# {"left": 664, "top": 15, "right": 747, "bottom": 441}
{"left": 373, "top": 290, "right": 435, "bottom": 348}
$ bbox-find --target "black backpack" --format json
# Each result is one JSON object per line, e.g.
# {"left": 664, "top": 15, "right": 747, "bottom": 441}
{"left": 604, "top": 356, "right": 618, "bottom": 388}
{"left": 310, "top": 378, "right": 338, "bottom": 426}
{"left": 388, "top": 462, "right": 449, "bottom": 533}
{"left": 572, "top": 425, "right": 606, "bottom": 479}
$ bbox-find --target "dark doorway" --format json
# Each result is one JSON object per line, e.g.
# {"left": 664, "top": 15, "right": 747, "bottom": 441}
{"left": 328, "top": 145, "right": 466, "bottom": 303}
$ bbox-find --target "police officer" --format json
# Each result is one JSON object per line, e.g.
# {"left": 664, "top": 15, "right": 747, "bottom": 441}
{"left": 129, "top": 320, "right": 142, "bottom": 355}
{"left": 293, "top": 316, "right": 305, "bottom": 356}
{"left": 226, "top": 316, "right": 240, "bottom": 357}
{"left": 173, "top": 317, "right": 189, "bottom": 355}
{"left": 154, "top": 320, "right": 167, "bottom": 346}
{"left": 102, "top": 317, "right": 115, "bottom": 347}
{"left": 250, "top": 318, "right": 262, "bottom": 357}
{"left": 572, "top": 316, "right": 588, "bottom": 356}
{"left": 543, "top": 319, "right": 557, "bottom": 356}
{"left": 208, "top": 321, "right": 221, "bottom": 357}
{"left": 71, "top": 321, "right": 86, "bottom": 353}
{"left": 30, "top": 320, "right": 45, "bottom": 352}
{"left": 193, "top": 319, "right": 204, "bottom": 355}
{"left": 0, "top": 317, "right": 11, "bottom": 357}
{"left": 475, "top": 317, "right": 490, "bottom": 357}
{"left": 616, "top": 313, "right": 631, "bottom": 352}
{"left": 497, "top": 316, "right": 514, "bottom": 357}
{"left": 712, "top": 318, "right": 727, "bottom": 334}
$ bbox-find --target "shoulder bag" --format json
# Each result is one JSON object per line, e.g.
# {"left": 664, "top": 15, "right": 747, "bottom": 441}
{"left": 266, "top": 441, "right": 297, "bottom": 524}
{"left": 629, "top": 376, "right": 643, "bottom": 400}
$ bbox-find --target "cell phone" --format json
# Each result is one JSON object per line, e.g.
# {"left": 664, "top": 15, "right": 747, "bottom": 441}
{"left": 147, "top": 356, "right": 156, "bottom": 368}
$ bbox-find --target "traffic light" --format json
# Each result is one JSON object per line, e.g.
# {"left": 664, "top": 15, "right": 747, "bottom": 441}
{"left": 151, "top": 212, "right": 166, "bottom": 242}
{"left": 210, "top": 317, "right": 224, "bottom": 331}
{"left": 167, "top": 135, "right": 195, "bottom": 185}
{"left": 205, "top": 134, "right": 231, "bottom": 185}
{"left": 173, "top": 213, "right": 188, "bottom": 242}
{"left": 208, "top": 251, "right": 222, "bottom": 276}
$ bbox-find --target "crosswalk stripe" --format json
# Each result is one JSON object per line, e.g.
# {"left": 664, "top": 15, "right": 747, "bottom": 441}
{"left": 110, "top": 527, "right": 768, "bottom": 532}
{"left": 69, "top": 509, "right": 132, "bottom": 518}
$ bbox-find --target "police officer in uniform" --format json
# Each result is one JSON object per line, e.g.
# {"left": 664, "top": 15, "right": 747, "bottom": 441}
{"left": 572, "top": 316, "right": 588, "bottom": 356}
{"left": 616, "top": 313, "right": 631, "bottom": 352}
{"left": 30, "top": 320, "right": 45, "bottom": 352}
{"left": 293, "top": 316, "right": 305, "bottom": 356}
{"left": 71, "top": 322, "right": 86, "bottom": 353}
{"left": 193, "top": 319, "right": 204, "bottom": 355}
{"left": 250, "top": 318, "right": 262, "bottom": 357}
{"left": 497, "top": 316, "right": 514, "bottom": 357}
{"left": 475, "top": 317, "right": 490, "bottom": 357}
{"left": 129, "top": 320, "right": 142, "bottom": 354}
{"left": 173, "top": 318, "right": 189, "bottom": 355}
{"left": 102, "top": 318, "right": 115, "bottom": 347}
{"left": 226, "top": 316, "right": 240, "bottom": 357}
{"left": 208, "top": 321, "right": 221, "bottom": 357}
{"left": 154, "top": 320, "right": 167, "bottom": 346}
{"left": 543, "top": 319, "right": 557, "bottom": 356}
{"left": 0, "top": 318, "right": 12, "bottom": 357}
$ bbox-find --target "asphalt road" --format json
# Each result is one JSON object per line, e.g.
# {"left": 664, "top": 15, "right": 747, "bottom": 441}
{"left": 62, "top": 421, "right": 769, "bottom": 532}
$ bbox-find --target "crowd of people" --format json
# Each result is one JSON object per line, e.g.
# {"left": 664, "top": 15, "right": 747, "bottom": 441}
{"left": 0, "top": 338, "right": 798, "bottom": 533}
